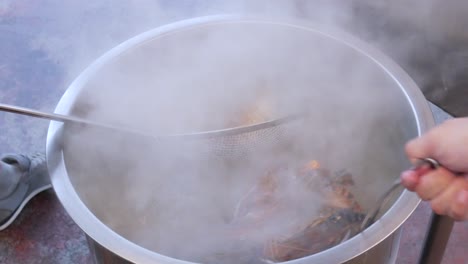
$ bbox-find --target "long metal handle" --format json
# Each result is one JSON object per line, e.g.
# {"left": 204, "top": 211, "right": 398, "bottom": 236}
{"left": 359, "top": 158, "right": 441, "bottom": 231}
{"left": 0, "top": 102, "right": 305, "bottom": 140}
{"left": 0, "top": 103, "right": 108, "bottom": 127}
{"left": 360, "top": 179, "right": 402, "bottom": 230}
{"left": 0, "top": 103, "right": 150, "bottom": 137}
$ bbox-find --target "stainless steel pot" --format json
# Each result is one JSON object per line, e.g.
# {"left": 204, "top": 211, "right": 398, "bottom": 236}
{"left": 46, "top": 16, "right": 434, "bottom": 264}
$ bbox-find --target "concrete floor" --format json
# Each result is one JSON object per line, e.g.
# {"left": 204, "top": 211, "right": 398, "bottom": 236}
{"left": 0, "top": 2, "right": 467, "bottom": 263}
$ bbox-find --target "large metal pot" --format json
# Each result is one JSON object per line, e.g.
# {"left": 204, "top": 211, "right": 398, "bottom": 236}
{"left": 46, "top": 16, "right": 434, "bottom": 263}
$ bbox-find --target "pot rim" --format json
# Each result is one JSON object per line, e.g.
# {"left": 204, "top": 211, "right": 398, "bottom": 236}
{"left": 46, "top": 14, "right": 434, "bottom": 264}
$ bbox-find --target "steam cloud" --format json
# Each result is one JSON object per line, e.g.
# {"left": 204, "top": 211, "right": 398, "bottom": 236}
{"left": 31, "top": 1, "right": 448, "bottom": 263}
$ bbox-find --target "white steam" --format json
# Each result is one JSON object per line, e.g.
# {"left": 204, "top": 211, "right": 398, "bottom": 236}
{"left": 36, "top": 1, "right": 445, "bottom": 263}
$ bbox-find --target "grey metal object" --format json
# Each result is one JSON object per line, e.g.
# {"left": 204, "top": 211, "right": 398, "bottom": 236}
{"left": 0, "top": 153, "right": 51, "bottom": 230}
{"left": 418, "top": 214, "right": 455, "bottom": 264}
{"left": 417, "top": 104, "right": 455, "bottom": 264}
{"left": 46, "top": 16, "right": 435, "bottom": 264}
{"left": 0, "top": 103, "right": 302, "bottom": 141}
{"left": 0, "top": 103, "right": 148, "bottom": 138}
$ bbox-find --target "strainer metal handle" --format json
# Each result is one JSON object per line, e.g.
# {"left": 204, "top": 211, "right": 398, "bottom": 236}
{"left": 359, "top": 158, "right": 440, "bottom": 231}
{"left": 0, "top": 102, "right": 304, "bottom": 140}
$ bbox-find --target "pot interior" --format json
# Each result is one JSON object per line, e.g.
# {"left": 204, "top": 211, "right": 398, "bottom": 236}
{"left": 57, "top": 19, "right": 420, "bottom": 263}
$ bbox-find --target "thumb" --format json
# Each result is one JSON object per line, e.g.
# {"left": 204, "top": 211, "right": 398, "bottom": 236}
{"left": 405, "top": 135, "right": 437, "bottom": 163}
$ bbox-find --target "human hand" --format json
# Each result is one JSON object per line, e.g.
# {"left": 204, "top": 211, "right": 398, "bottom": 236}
{"left": 401, "top": 118, "right": 468, "bottom": 221}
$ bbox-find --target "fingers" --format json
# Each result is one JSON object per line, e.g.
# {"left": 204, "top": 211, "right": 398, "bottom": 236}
{"left": 414, "top": 168, "right": 455, "bottom": 201}
{"left": 400, "top": 164, "right": 449, "bottom": 192}
{"left": 452, "top": 190, "right": 468, "bottom": 220}
{"left": 403, "top": 118, "right": 468, "bottom": 220}
{"left": 430, "top": 178, "right": 468, "bottom": 221}
{"left": 401, "top": 167, "right": 468, "bottom": 221}
{"left": 400, "top": 170, "right": 419, "bottom": 191}
{"left": 404, "top": 167, "right": 468, "bottom": 221}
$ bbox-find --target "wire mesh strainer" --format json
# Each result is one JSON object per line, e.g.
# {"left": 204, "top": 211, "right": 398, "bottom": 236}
{"left": 0, "top": 102, "right": 306, "bottom": 159}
